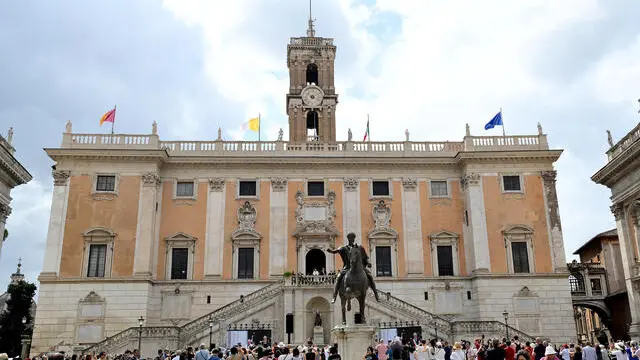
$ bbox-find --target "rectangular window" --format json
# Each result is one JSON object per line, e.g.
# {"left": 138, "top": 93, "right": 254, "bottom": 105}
{"left": 437, "top": 245, "right": 454, "bottom": 276}
{"left": 375, "top": 246, "right": 392, "bottom": 277}
{"left": 95, "top": 175, "right": 116, "bottom": 192}
{"left": 87, "top": 244, "right": 107, "bottom": 277}
{"left": 238, "top": 247, "right": 254, "bottom": 279}
{"left": 511, "top": 242, "right": 530, "bottom": 273}
{"left": 239, "top": 181, "right": 257, "bottom": 197}
{"left": 503, "top": 175, "right": 522, "bottom": 192}
{"left": 176, "top": 181, "right": 195, "bottom": 197}
{"left": 307, "top": 181, "right": 325, "bottom": 197}
{"left": 467, "top": 291, "right": 472, "bottom": 300}
{"left": 372, "top": 181, "right": 390, "bottom": 197}
{"left": 591, "top": 278, "right": 603, "bottom": 295}
{"left": 171, "top": 248, "right": 189, "bottom": 280}
{"left": 430, "top": 180, "right": 448, "bottom": 197}
{"left": 424, "top": 292, "right": 429, "bottom": 300}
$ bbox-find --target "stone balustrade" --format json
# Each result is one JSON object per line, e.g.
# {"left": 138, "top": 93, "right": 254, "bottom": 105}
{"left": 607, "top": 122, "right": 640, "bottom": 161}
{"left": 59, "top": 132, "right": 550, "bottom": 157}
{"left": 289, "top": 37, "right": 334, "bottom": 46}
{"left": 286, "top": 273, "right": 337, "bottom": 287}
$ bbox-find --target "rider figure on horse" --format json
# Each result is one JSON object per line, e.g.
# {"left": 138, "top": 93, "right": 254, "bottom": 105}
{"left": 327, "top": 232, "right": 381, "bottom": 303}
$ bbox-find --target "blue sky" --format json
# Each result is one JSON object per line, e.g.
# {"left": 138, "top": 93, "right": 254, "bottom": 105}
{"left": 1, "top": 0, "right": 640, "bottom": 290}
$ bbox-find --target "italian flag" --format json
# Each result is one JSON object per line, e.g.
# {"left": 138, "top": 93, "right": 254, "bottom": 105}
{"left": 363, "top": 119, "right": 370, "bottom": 141}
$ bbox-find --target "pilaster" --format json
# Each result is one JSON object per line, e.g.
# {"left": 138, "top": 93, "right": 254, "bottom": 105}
{"left": 133, "top": 172, "right": 160, "bottom": 278}
{"left": 541, "top": 171, "right": 568, "bottom": 272}
{"left": 40, "top": 170, "right": 70, "bottom": 278}
{"left": 205, "top": 178, "right": 226, "bottom": 278}
{"left": 342, "top": 178, "right": 361, "bottom": 245}
{"left": 269, "top": 178, "right": 288, "bottom": 277}
{"left": 462, "top": 173, "right": 491, "bottom": 273}
{"left": 611, "top": 204, "right": 640, "bottom": 337}
{"left": 401, "top": 178, "right": 424, "bottom": 276}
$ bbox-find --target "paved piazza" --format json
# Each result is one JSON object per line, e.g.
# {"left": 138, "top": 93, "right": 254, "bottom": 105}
{"left": 31, "top": 18, "right": 576, "bottom": 357}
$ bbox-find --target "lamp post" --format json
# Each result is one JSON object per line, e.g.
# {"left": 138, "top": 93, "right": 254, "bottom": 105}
{"left": 502, "top": 310, "right": 509, "bottom": 340}
{"left": 138, "top": 316, "right": 145, "bottom": 359}
{"left": 20, "top": 316, "right": 30, "bottom": 359}
{"left": 208, "top": 316, "right": 214, "bottom": 349}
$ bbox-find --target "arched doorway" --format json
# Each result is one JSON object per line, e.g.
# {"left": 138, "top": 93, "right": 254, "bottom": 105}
{"left": 306, "top": 296, "right": 331, "bottom": 345}
{"left": 305, "top": 248, "right": 326, "bottom": 275}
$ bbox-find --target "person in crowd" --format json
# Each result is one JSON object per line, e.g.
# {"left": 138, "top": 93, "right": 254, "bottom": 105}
{"left": 544, "top": 345, "right": 556, "bottom": 360}
{"left": 389, "top": 337, "right": 404, "bottom": 360}
{"left": 444, "top": 342, "right": 452, "bottom": 360}
{"left": 599, "top": 345, "right": 608, "bottom": 360}
{"left": 451, "top": 342, "right": 465, "bottom": 360}
{"left": 574, "top": 346, "right": 583, "bottom": 360}
{"left": 376, "top": 339, "right": 389, "bottom": 360}
{"left": 583, "top": 343, "right": 597, "bottom": 360}
{"left": 327, "top": 346, "right": 341, "bottom": 360}
{"left": 488, "top": 340, "right": 506, "bottom": 360}
{"left": 611, "top": 343, "right": 627, "bottom": 360}
{"left": 363, "top": 346, "right": 378, "bottom": 360}
{"left": 195, "top": 344, "right": 209, "bottom": 360}
{"left": 535, "top": 339, "right": 547, "bottom": 360}
{"left": 517, "top": 350, "right": 532, "bottom": 360}
{"left": 414, "top": 339, "right": 428, "bottom": 360}
{"left": 505, "top": 341, "right": 516, "bottom": 360}
{"left": 560, "top": 345, "right": 571, "bottom": 360}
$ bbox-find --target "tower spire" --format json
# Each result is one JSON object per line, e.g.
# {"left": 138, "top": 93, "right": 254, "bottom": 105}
{"left": 306, "top": 0, "right": 315, "bottom": 37}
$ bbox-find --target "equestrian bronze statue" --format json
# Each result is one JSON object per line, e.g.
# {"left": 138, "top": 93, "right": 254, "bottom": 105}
{"left": 326, "top": 232, "right": 380, "bottom": 324}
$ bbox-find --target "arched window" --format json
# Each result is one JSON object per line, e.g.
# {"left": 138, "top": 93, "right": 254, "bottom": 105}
{"left": 306, "top": 111, "right": 319, "bottom": 140}
{"left": 569, "top": 273, "right": 585, "bottom": 293}
{"left": 306, "top": 63, "right": 319, "bottom": 85}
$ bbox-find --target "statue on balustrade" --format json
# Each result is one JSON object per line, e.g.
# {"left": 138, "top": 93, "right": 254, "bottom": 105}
{"left": 326, "top": 232, "right": 380, "bottom": 324}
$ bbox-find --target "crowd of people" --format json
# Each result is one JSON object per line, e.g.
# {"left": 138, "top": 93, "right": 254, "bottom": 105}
{"left": 15, "top": 336, "right": 640, "bottom": 360}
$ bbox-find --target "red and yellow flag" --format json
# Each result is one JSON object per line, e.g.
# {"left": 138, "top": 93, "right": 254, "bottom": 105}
{"left": 99, "top": 108, "right": 116, "bottom": 126}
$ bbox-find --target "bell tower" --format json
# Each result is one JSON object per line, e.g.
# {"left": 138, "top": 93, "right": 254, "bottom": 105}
{"left": 286, "top": 4, "right": 338, "bottom": 143}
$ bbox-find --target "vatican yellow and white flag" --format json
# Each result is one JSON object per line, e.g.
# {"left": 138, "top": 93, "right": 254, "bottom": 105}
{"left": 241, "top": 116, "right": 260, "bottom": 132}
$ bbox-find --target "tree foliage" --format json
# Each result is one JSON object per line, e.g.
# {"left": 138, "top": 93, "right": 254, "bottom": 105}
{"left": 0, "top": 280, "right": 37, "bottom": 356}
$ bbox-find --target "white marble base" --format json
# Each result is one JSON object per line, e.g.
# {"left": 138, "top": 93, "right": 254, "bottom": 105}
{"left": 332, "top": 324, "right": 376, "bottom": 360}
{"left": 313, "top": 326, "right": 325, "bottom": 345}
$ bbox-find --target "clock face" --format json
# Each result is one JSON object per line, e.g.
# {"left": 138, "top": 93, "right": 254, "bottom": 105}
{"left": 302, "top": 86, "right": 324, "bottom": 107}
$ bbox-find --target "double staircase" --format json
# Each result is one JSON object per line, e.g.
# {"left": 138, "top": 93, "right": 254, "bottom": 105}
{"left": 83, "top": 278, "right": 534, "bottom": 355}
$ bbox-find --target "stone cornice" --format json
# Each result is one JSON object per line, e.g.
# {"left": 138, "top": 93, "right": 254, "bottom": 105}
{"left": 45, "top": 148, "right": 169, "bottom": 163}
{"left": 592, "top": 139, "right": 640, "bottom": 187}
{"left": 0, "top": 145, "right": 32, "bottom": 187}
{"left": 455, "top": 150, "right": 563, "bottom": 163}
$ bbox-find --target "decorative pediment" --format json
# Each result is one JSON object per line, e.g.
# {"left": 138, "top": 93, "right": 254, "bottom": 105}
{"left": 80, "top": 291, "right": 105, "bottom": 303}
{"left": 83, "top": 227, "right": 116, "bottom": 242}
{"left": 515, "top": 286, "right": 538, "bottom": 298}
{"left": 232, "top": 201, "right": 262, "bottom": 241}
{"left": 503, "top": 224, "right": 534, "bottom": 234}
{"left": 429, "top": 230, "right": 460, "bottom": 240}
{"left": 165, "top": 232, "right": 197, "bottom": 242}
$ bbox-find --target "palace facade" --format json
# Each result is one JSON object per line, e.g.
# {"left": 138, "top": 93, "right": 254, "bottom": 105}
{"left": 32, "top": 20, "right": 576, "bottom": 356}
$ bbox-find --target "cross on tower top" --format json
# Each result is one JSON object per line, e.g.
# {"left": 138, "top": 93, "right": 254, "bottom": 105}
{"left": 306, "top": 0, "right": 315, "bottom": 37}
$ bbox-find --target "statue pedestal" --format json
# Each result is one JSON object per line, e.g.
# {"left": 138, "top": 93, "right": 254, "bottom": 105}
{"left": 313, "top": 326, "right": 325, "bottom": 345}
{"left": 331, "top": 325, "right": 376, "bottom": 359}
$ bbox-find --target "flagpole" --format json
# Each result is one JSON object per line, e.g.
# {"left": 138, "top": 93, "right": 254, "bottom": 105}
{"left": 112, "top": 105, "right": 116, "bottom": 135}
{"left": 501, "top": 107, "right": 505, "bottom": 137}
{"left": 258, "top": 113, "right": 261, "bottom": 142}
{"left": 367, "top": 113, "right": 370, "bottom": 142}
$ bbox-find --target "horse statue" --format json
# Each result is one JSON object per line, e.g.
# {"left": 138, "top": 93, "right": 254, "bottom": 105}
{"left": 338, "top": 245, "right": 369, "bottom": 324}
